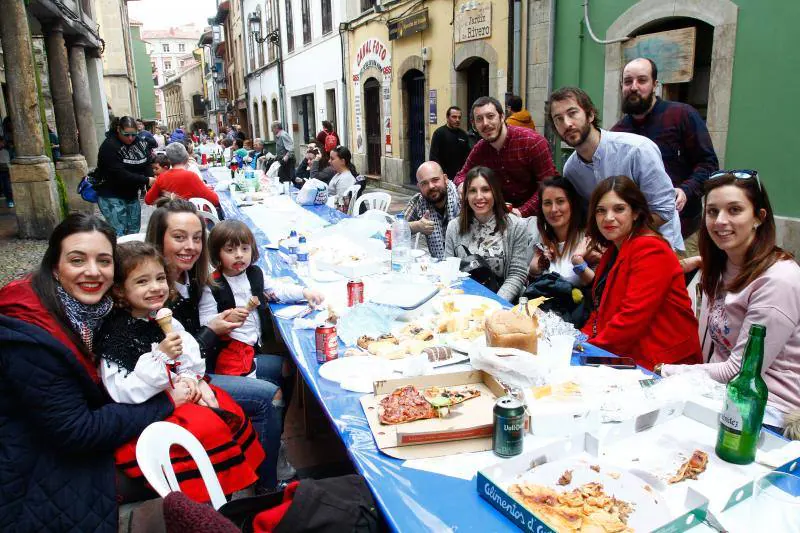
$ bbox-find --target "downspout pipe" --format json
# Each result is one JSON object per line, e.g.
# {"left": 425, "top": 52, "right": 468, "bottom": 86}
{"left": 583, "top": 0, "right": 629, "bottom": 45}
{"left": 512, "top": 0, "right": 521, "bottom": 96}
{"left": 240, "top": 0, "right": 250, "bottom": 130}
{"left": 339, "top": 22, "right": 349, "bottom": 146}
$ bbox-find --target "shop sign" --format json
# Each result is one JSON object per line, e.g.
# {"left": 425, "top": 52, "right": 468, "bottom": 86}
{"left": 429, "top": 90, "right": 437, "bottom": 124}
{"left": 388, "top": 10, "right": 428, "bottom": 41}
{"left": 454, "top": 3, "right": 491, "bottom": 44}
{"left": 352, "top": 38, "right": 392, "bottom": 155}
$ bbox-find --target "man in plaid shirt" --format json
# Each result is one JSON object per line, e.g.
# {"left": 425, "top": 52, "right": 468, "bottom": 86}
{"left": 403, "top": 161, "right": 461, "bottom": 260}
{"left": 453, "top": 96, "right": 556, "bottom": 218}
{"left": 612, "top": 58, "right": 718, "bottom": 253}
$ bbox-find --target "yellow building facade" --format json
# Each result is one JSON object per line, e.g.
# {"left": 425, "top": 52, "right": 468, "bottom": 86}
{"left": 344, "top": 0, "right": 527, "bottom": 189}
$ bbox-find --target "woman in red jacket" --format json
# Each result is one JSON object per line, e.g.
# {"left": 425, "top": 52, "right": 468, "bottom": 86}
{"left": 582, "top": 176, "right": 702, "bottom": 370}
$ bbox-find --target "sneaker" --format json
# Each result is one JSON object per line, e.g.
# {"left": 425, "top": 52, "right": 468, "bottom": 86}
{"left": 276, "top": 440, "right": 296, "bottom": 481}
{"left": 6, "top": 201, "right": 14, "bottom": 208}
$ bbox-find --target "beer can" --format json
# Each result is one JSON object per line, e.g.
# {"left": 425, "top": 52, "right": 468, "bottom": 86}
{"left": 315, "top": 323, "right": 338, "bottom": 364}
{"left": 492, "top": 396, "right": 526, "bottom": 457}
{"left": 347, "top": 279, "right": 364, "bottom": 307}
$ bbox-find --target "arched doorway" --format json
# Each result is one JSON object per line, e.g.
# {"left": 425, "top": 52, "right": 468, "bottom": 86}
{"left": 465, "top": 59, "right": 489, "bottom": 114}
{"left": 252, "top": 102, "right": 260, "bottom": 138}
{"left": 262, "top": 101, "right": 269, "bottom": 139}
{"left": 271, "top": 98, "right": 279, "bottom": 125}
{"left": 363, "top": 77, "right": 381, "bottom": 175}
{"left": 403, "top": 69, "right": 425, "bottom": 184}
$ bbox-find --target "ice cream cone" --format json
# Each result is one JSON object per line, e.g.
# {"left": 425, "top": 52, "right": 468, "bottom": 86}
{"left": 155, "top": 308, "right": 173, "bottom": 334}
{"left": 246, "top": 295, "right": 259, "bottom": 311}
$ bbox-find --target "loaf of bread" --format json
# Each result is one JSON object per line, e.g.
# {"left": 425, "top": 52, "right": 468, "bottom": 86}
{"left": 484, "top": 309, "right": 538, "bottom": 354}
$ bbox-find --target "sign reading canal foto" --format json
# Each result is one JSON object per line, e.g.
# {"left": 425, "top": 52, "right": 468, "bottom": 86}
{"left": 455, "top": 3, "right": 491, "bottom": 44}
{"left": 352, "top": 38, "right": 392, "bottom": 155}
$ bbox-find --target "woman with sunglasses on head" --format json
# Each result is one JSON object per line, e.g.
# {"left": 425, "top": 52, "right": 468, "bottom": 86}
{"left": 582, "top": 176, "right": 702, "bottom": 370}
{"left": 95, "top": 116, "right": 157, "bottom": 236}
{"left": 660, "top": 171, "right": 800, "bottom": 438}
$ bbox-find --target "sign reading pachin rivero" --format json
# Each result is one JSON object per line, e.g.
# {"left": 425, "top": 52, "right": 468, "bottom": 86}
{"left": 455, "top": 3, "right": 491, "bottom": 44}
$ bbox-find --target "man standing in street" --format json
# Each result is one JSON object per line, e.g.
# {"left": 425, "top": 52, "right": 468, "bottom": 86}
{"left": 403, "top": 161, "right": 461, "bottom": 260}
{"left": 454, "top": 96, "right": 556, "bottom": 218}
{"left": 548, "top": 86, "right": 683, "bottom": 250}
{"left": 429, "top": 106, "right": 470, "bottom": 183}
{"left": 272, "top": 121, "right": 295, "bottom": 182}
{"left": 505, "top": 95, "right": 536, "bottom": 131}
{"left": 611, "top": 58, "right": 719, "bottom": 255}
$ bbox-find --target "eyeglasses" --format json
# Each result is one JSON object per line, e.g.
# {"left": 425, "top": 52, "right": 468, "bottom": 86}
{"left": 709, "top": 169, "right": 761, "bottom": 192}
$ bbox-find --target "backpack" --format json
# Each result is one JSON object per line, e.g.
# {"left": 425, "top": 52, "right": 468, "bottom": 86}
{"left": 323, "top": 131, "right": 338, "bottom": 153}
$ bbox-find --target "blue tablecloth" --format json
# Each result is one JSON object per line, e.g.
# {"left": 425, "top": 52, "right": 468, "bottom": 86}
{"left": 208, "top": 173, "right": 616, "bottom": 531}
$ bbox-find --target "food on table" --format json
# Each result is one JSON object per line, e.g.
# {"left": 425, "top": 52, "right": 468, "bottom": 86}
{"left": 590, "top": 465, "right": 601, "bottom": 473}
{"left": 422, "top": 385, "right": 481, "bottom": 407}
{"left": 399, "top": 323, "right": 434, "bottom": 341}
{"left": 484, "top": 309, "right": 539, "bottom": 354}
{"left": 436, "top": 315, "right": 469, "bottom": 334}
{"left": 378, "top": 385, "right": 436, "bottom": 425}
{"left": 423, "top": 346, "right": 453, "bottom": 362}
{"left": 155, "top": 308, "right": 173, "bottom": 333}
{"left": 507, "top": 482, "right": 633, "bottom": 532}
{"left": 668, "top": 450, "right": 708, "bottom": 484}
{"left": 557, "top": 469, "right": 573, "bottom": 486}
{"left": 531, "top": 382, "right": 581, "bottom": 400}
{"left": 368, "top": 340, "right": 404, "bottom": 359}
{"left": 357, "top": 335, "right": 374, "bottom": 350}
{"left": 327, "top": 307, "right": 340, "bottom": 325}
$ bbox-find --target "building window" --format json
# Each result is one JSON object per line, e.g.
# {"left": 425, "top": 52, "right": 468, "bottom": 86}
{"left": 179, "top": 60, "right": 185, "bottom": 67}
{"left": 360, "top": 0, "right": 376, "bottom": 12}
{"left": 162, "top": 43, "right": 170, "bottom": 52}
{"left": 257, "top": 19, "right": 265, "bottom": 66}
{"left": 265, "top": 0, "right": 278, "bottom": 62}
{"left": 248, "top": 30, "right": 256, "bottom": 71}
{"left": 301, "top": 0, "right": 311, "bottom": 44}
{"left": 178, "top": 43, "right": 186, "bottom": 52}
{"left": 321, "top": 0, "right": 332, "bottom": 35}
{"left": 193, "top": 94, "right": 204, "bottom": 116}
{"left": 285, "top": 0, "right": 295, "bottom": 52}
{"left": 164, "top": 60, "right": 172, "bottom": 70}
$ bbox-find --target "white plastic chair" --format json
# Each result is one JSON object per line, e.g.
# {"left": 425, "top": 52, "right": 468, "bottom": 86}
{"left": 351, "top": 192, "right": 391, "bottom": 216}
{"left": 344, "top": 184, "right": 363, "bottom": 215}
{"left": 189, "top": 197, "right": 216, "bottom": 214}
{"left": 117, "top": 232, "right": 145, "bottom": 243}
{"left": 197, "top": 209, "right": 220, "bottom": 229}
{"left": 135, "top": 421, "right": 227, "bottom": 510}
{"left": 359, "top": 209, "right": 394, "bottom": 225}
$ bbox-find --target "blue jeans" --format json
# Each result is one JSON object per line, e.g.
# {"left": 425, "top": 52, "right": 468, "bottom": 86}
{"left": 210, "top": 354, "right": 284, "bottom": 488}
{"left": 97, "top": 196, "right": 141, "bottom": 236}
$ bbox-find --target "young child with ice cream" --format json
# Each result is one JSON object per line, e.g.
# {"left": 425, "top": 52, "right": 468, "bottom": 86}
{"left": 93, "top": 241, "right": 265, "bottom": 501}
{"left": 199, "top": 220, "right": 325, "bottom": 377}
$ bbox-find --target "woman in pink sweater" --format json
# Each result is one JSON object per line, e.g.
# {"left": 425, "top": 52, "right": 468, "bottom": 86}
{"left": 662, "top": 172, "right": 800, "bottom": 438}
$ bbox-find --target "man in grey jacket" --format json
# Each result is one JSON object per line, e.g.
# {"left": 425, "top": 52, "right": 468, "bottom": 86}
{"left": 271, "top": 121, "right": 295, "bottom": 183}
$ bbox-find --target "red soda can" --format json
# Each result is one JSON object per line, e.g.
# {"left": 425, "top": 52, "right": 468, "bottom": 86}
{"left": 384, "top": 228, "right": 392, "bottom": 250}
{"left": 315, "top": 323, "right": 338, "bottom": 363}
{"left": 347, "top": 279, "right": 364, "bottom": 307}
{"left": 201, "top": 153, "right": 207, "bottom": 165}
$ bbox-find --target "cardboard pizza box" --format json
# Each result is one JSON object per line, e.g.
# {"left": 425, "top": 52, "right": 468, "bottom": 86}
{"left": 360, "top": 370, "right": 524, "bottom": 460}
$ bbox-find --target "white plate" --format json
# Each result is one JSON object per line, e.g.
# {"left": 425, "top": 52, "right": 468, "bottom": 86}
{"left": 318, "top": 355, "right": 392, "bottom": 385}
{"left": 433, "top": 294, "right": 503, "bottom": 315}
{"left": 510, "top": 454, "right": 671, "bottom": 532}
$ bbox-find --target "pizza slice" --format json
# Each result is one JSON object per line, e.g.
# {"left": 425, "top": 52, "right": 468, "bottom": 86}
{"left": 422, "top": 385, "right": 481, "bottom": 407}
{"left": 377, "top": 385, "right": 436, "bottom": 425}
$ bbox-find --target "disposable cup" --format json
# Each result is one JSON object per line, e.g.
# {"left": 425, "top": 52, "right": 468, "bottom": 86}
{"left": 441, "top": 257, "right": 461, "bottom": 285}
{"left": 545, "top": 335, "right": 574, "bottom": 367}
{"left": 749, "top": 471, "right": 800, "bottom": 532}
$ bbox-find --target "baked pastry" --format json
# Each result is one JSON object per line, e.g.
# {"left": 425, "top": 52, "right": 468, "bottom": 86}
{"left": 484, "top": 309, "right": 538, "bottom": 354}
{"left": 423, "top": 346, "right": 453, "bottom": 362}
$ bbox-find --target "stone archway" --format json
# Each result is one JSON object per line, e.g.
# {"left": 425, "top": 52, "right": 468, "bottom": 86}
{"left": 603, "top": 0, "right": 738, "bottom": 165}
{"left": 451, "top": 40, "right": 500, "bottom": 121}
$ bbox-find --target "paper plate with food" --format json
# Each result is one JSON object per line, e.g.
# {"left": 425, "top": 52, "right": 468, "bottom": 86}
{"left": 377, "top": 384, "right": 483, "bottom": 424}
{"left": 433, "top": 294, "right": 502, "bottom": 315}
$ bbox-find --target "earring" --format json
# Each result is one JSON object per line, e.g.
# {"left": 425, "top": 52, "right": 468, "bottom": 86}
{"left": 754, "top": 223, "right": 760, "bottom": 231}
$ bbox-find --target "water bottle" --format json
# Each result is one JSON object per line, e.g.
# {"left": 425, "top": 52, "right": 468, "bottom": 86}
{"left": 287, "top": 229, "right": 299, "bottom": 258}
{"left": 296, "top": 236, "right": 309, "bottom": 276}
{"left": 391, "top": 213, "right": 412, "bottom": 276}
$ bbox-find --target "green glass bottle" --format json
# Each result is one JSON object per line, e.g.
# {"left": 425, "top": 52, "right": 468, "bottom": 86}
{"left": 715, "top": 324, "right": 769, "bottom": 465}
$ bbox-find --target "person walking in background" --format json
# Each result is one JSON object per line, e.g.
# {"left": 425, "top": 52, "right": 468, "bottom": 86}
{"left": 272, "top": 121, "right": 295, "bottom": 183}
{"left": 611, "top": 58, "right": 719, "bottom": 256}
{"left": 153, "top": 127, "right": 166, "bottom": 150}
{"left": 429, "top": 106, "right": 470, "bottom": 184}
{"left": 136, "top": 118, "right": 155, "bottom": 144}
{"left": 505, "top": 95, "right": 536, "bottom": 131}
{"left": 95, "top": 116, "right": 155, "bottom": 236}
{"left": 315, "top": 120, "right": 339, "bottom": 168}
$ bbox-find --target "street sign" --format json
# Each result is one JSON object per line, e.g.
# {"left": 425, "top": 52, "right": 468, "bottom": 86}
{"left": 388, "top": 10, "right": 429, "bottom": 41}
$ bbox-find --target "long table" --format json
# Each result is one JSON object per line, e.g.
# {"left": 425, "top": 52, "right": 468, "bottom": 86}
{"left": 206, "top": 169, "right": 617, "bottom": 531}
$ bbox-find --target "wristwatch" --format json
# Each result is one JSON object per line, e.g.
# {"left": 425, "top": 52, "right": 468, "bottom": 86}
{"left": 653, "top": 363, "right": 664, "bottom": 376}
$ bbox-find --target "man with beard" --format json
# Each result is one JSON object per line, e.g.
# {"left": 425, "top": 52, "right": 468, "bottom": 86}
{"left": 454, "top": 96, "right": 556, "bottom": 218}
{"left": 611, "top": 58, "right": 718, "bottom": 254}
{"left": 548, "top": 86, "right": 683, "bottom": 250}
{"left": 429, "top": 106, "right": 470, "bottom": 182}
{"left": 403, "top": 161, "right": 461, "bottom": 260}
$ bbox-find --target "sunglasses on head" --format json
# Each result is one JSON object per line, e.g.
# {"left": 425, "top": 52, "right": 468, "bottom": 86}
{"left": 709, "top": 169, "right": 761, "bottom": 192}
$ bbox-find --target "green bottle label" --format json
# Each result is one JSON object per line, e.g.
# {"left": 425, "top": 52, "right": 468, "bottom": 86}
{"left": 719, "top": 398, "right": 743, "bottom": 438}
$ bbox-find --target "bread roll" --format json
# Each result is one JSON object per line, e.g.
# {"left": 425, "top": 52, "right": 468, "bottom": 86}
{"left": 484, "top": 309, "right": 538, "bottom": 354}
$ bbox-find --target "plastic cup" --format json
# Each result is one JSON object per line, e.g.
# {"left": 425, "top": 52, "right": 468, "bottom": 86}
{"left": 546, "top": 335, "right": 574, "bottom": 367}
{"left": 749, "top": 471, "right": 800, "bottom": 532}
{"left": 441, "top": 257, "right": 461, "bottom": 285}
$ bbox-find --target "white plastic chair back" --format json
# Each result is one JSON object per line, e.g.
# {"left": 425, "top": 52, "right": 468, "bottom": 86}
{"left": 117, "top": 232, "right": 145, "bottom": 244}
{"left": 352, "top": 192, "right": 391, "bottom": 216}
{"left": 344, "top": 184, "right": 363, "bottom": 215}
{"left": 359, "top": 209, "right": 395, "bottom": 225}
{"left": 197, "top": 209, "right": 220, "bottom": 230}
{"left": 135, "top": 421, "right": 227, "bottom": 510}
{"left": 189, "top": 197, "right": 216, "bottom": 214}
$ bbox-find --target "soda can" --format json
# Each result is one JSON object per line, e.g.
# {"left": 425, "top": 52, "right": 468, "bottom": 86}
{"left": 384, "top": 228, "right": 392, "bottom": 250}
{"left": 315, "top": 323, "right": 338, "bottom": 364}
{"left": 201, "top": 153, "right": 207, "bottom": 165}
{"left": 347, "top": 279, "right": 364, "bottom": 307}
{"left": 492, "top": 396, "right": 526, "bottom": 457}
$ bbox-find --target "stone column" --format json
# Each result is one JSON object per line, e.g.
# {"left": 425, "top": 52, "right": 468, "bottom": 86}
{"left": 44, "top": 22, "right": 80, "bottom": 156}
{"left": 69, "top": 41, "right": 100, "bottom": 167}
{"left": 0, "top": 0, "right": 62, "bottom": 237}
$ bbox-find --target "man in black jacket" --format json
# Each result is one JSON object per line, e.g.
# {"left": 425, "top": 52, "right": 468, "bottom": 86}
{"left": 429, "top": 106, "right": 470, "bottom": 181}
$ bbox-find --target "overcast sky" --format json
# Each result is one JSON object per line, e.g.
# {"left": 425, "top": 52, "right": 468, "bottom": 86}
{"left": 128, "top": 0, "right": 218, "bottom": 31}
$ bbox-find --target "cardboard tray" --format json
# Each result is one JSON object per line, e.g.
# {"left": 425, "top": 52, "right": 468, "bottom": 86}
{"left": 477, "top": 400, "right": 795, "bottom": 533}
{"left": 360, "top": 370, "right": 513, "bottom": 460}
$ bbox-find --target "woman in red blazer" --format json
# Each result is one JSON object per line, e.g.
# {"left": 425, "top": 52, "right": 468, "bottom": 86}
{"left": 581, "top": 176, "right": 702, "bottom": 370}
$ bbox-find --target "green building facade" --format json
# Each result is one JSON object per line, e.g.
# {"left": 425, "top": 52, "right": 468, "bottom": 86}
{"left": 131, "top": 24, "right": 156, "bottom": 123}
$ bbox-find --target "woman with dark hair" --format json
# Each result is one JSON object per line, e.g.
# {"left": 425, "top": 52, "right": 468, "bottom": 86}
{"left": 95, "top": 115, "right": 157, "bottom": 236}
{"left": 145, "top": 199, "right": 290, "bottom": 490}
{"left": 326, "top": 145, "right": 357, "bottom": 198}
{"left": 582, "top": 176, "right": 701, "bottom": 370}
{"left": 0, "top": 214, "right": 185, "bottom": 532}
{"left": 444, "top": 166, "right": 533, "bottom": 302}
{"left": 661, "top": 172, "right": 800, "bottom": 438}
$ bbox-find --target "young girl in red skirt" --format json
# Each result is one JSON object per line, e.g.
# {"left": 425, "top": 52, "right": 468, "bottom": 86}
{"left": 94, "top": 241, "right": 264, "bottom": 502}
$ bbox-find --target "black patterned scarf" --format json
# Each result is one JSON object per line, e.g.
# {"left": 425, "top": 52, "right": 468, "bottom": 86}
{"left": 56, "top": 283, "right": 113, "bottom": 351}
